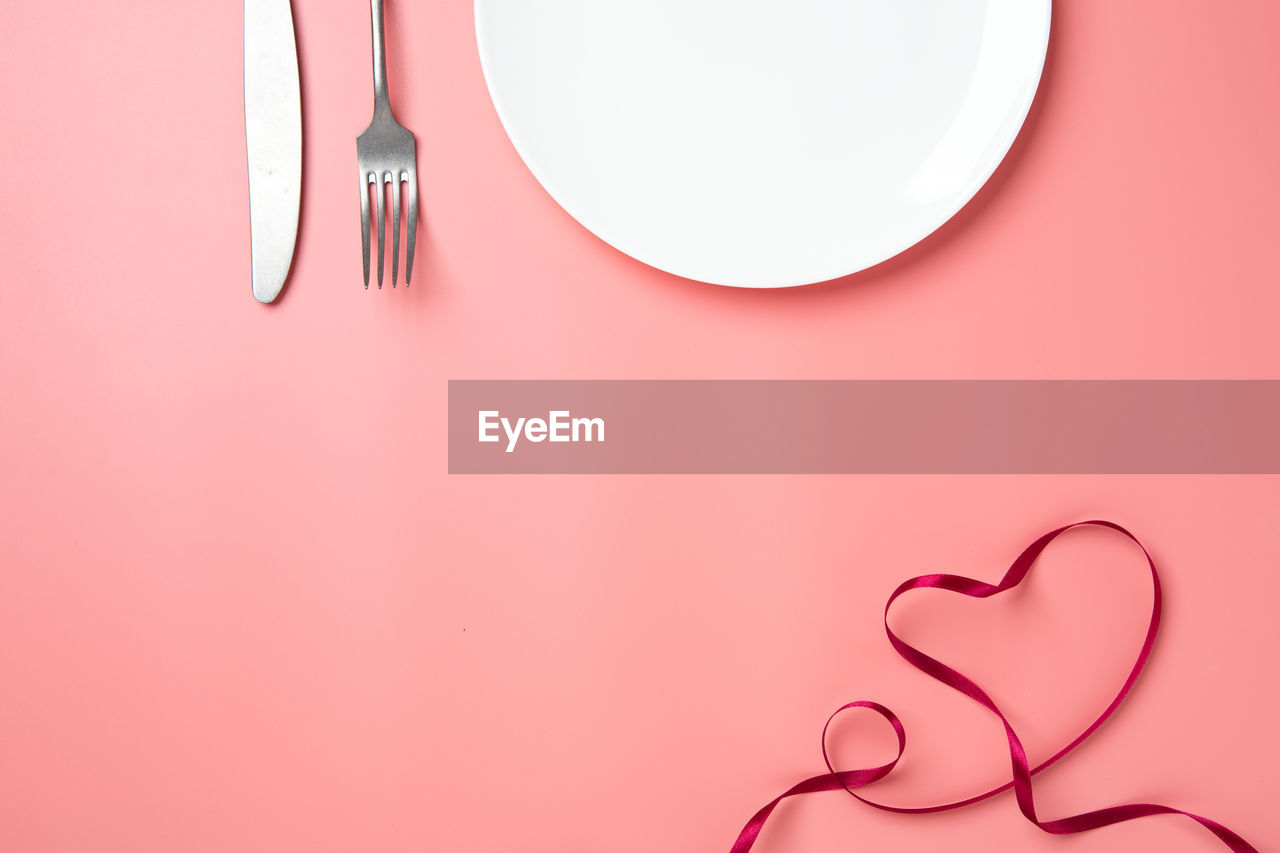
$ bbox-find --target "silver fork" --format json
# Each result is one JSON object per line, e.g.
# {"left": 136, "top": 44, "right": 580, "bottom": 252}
{"left": 358, "top": 0, "right": 418, "bottom": 288}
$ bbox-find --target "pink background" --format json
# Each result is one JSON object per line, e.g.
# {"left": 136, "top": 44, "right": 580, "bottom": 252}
{"left": 1, "top": 2, "right": 1278, "bottom": 851}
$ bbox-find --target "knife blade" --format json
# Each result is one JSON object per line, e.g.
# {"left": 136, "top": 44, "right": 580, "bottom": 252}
{"left": 244, "top": 0, "right": 302, "bottom": 304}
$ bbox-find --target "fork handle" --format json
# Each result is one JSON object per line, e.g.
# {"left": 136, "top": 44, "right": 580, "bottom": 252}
{"left": 370, "top": 0, "right": 392, "bottom": 119}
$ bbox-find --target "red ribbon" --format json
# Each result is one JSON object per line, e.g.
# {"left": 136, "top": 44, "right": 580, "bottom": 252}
{"left": 731, "top": 520, "right": 1258, "bottom": 853}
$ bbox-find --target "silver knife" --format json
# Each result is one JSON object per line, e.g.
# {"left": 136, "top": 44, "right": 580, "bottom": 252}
{"left": 244, "top": 0, "right": 302, "bottom": 304}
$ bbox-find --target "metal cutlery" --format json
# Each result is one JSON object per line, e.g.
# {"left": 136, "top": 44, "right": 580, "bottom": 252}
{"left": 244, "top": 0, "right": 302, "bottom": 304}
{"left": 357, "top": 0, "right": 419, "bottom": 289}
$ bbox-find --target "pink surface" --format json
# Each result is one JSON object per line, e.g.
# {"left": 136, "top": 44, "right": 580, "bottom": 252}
{"left": 0, "top": 2, "right": 1278, "bottom": 851}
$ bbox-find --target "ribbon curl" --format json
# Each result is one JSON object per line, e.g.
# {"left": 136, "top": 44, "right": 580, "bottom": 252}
{"left": 731, "top": 520, "right": 1258, "bottom": 853}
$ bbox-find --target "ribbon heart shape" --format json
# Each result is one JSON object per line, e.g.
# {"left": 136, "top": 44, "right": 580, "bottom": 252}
{"left": 730, "top": 520, "right": 1258, "bottom": 853}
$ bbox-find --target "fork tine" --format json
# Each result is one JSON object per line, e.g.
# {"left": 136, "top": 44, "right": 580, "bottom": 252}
{"left": 405, "top": 170, "right": 418, "bottom": 287}
{"left": 361, "top": 171, "right": 372, "bottom": 288}
{"left": 391, "top": 172, "right": 402, "bottom": 287}
{"left": 375, "top": 172, "right": 387, "bottom": 288}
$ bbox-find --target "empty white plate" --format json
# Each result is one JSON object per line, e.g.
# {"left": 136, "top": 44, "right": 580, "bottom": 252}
{"left": 475, "top": 0, "right": 1051, "bottom": 288}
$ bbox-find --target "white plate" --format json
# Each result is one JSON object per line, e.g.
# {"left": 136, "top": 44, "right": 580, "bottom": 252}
{"left": 475, "top": 0, "right": 1051, "bottom": 288}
